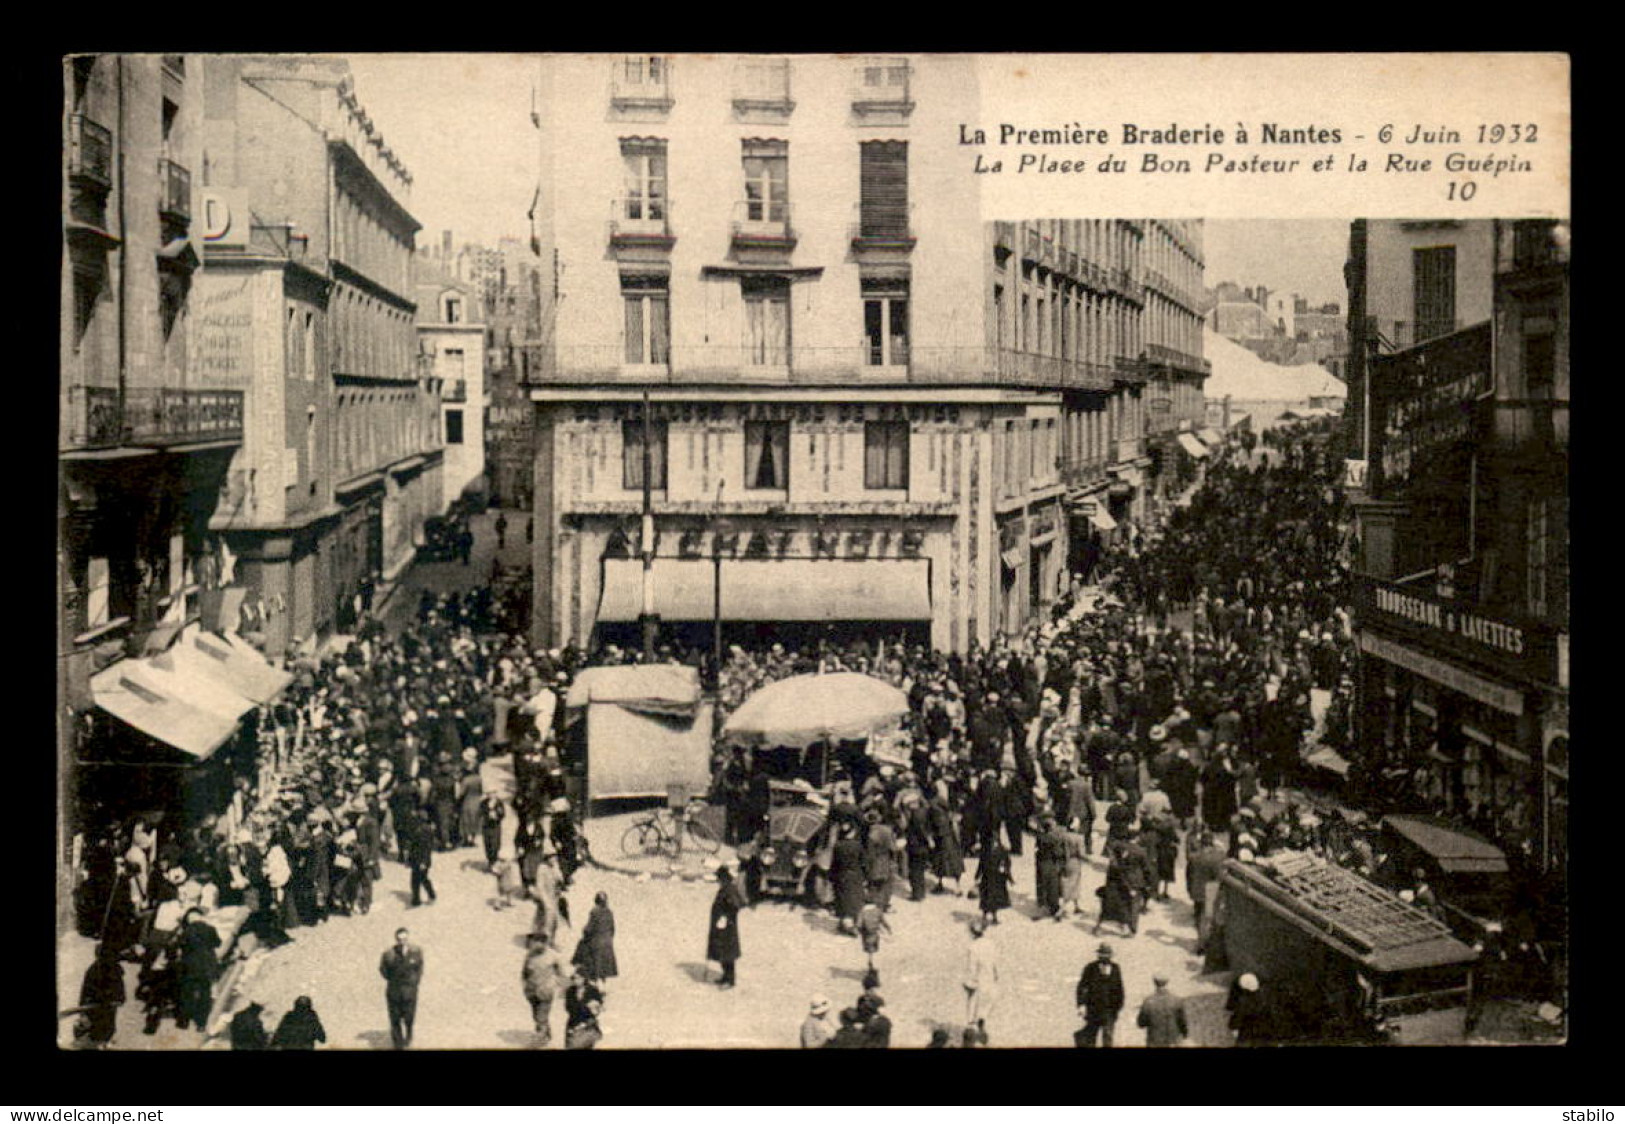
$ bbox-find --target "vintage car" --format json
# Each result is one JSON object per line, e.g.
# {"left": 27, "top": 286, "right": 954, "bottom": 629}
{"left": 735, "top": 780, "right": 834, "bottom": 903}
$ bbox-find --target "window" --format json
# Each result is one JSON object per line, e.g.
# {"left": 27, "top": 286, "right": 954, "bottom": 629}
{"left": 444, "top": 347, "right": 464, "bottom": 375}
{"left": 1413, "top": 245, "right": 1457, "bottom": 343}
{"left": 621, "top": 139, "right": 667, "bottom": 222}
{"left": 859, "top": 58, "right": 910, "bottom": 97}
{"left": 993, "top": 283, "right": 1005, "bottom": 351}
{"left": 445, "top": 296, "right": 462, "bottom": 323}
{"left": 73, "top": 269, "right": 100, "bottom": 341}
{"left": 864, "top": 421, "right": 909, "bottom": 489}
{"left": 286, "top": 305, "right": 301, "bottom": 377}
{"left": 743, "top": 277, "right": 790, "bottom": 365}
{"left": 623, "top": 277, "right": 670, "bottom": 364}
{"left": 446, "top": 409, "right": 464, "bottom": 445}
{"left": 622, "top": 419, "right": 668, "bottom": 490}
{"left": 863, "top": 284, "right": 909, "bottom": 367}
{"left": 621, "top": 55, "right": 666, "bottom": 87}
{"left": 744, "top": 420, "right": 789, "bottom": 489}
{"left": 742, "top": 141, "right": 788, "bottom": 223}
{"left": 304, "top": 312, "right": 316, "bottom": 380}
{"left": 858, "top": 141, "right": 908, "bottom": 237}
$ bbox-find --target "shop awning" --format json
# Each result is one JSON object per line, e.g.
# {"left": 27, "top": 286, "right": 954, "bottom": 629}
{"left": 1383, "top": 814, "right": 1509, "bottom": 874}
{"left": 1198, "top": 427, "right": 1224, "bottom": 446}
{"left": 1000, "top": 549, "right": 1023, "bottom": 571}
{"left": 597, "top": 558, "right": 931, "bottom": 623}
{"left": 1177, "top": 432, "right": 1210, "bottom": 458}
{"left": 171, "top": 627, "right": 292, "bottom": 705}
{"left": 1090, "top": 508, "right": 1118, "bottom": 532}
{"left": 120, "top": 653, "right": 256, "bottom": 726}
{"left": 90, "top": 662, "right": 241, "bottom": 760}
{"left": 565, "top": 664, "right": 702, "bottom": 718}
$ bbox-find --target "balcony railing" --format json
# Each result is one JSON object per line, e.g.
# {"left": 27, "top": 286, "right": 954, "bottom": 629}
{"left": 68, "top": 114, "right": 113, "bottom": 191}
{"left": 731, "top": 200, "right": 795, "bottom": 250}
{"left": 993, "top": 222, "right": 1016, "bottom": 253}
{"left": 1366, "top": 317, "right": 1466, "bottom": 353}
{"left": 851, "top": 202, "right": 916, "bottom": 252}
{"left": 63, "top": 385, "right": 244, "bottom": 450}
{"left": 1061, "top": 458, "right": 1112, "bottom": 487}
{"left": 443, "top": 378, "right": 468, "bottom": 403}
{"left": 524, "top": 344, "right": 1115, "bottom": 391}
{"left": 159, "top": 157, "right": 190, "bottom": 223}
{"left": 611, "top": 56, "right": 673, "bottom": 109}
{"left": 610, "top": 196, "right": 674, "bottom": 248}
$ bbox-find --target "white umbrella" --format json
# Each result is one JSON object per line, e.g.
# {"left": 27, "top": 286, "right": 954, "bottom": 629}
{"left": 722, "top": 672, "right": 910, "bottom": 749}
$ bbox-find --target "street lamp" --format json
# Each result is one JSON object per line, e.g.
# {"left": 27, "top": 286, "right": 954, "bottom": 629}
{"left": 711, "top": 479, "right": 727, "bottom": 684}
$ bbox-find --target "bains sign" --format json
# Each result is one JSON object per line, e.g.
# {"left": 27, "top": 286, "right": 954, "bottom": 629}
{"left": 1368, "top": 321, "right": 1492, "bottom": 497}
{"left": 1352, "top": 573, "right": 1559, "bottom": 687}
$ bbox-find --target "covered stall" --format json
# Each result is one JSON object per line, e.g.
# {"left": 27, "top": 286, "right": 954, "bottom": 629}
{"left": 722, "top": 671, "right": 910, "bottom": 783}
{"left": 563, "top": 664, "right": 713, "bottom": 805}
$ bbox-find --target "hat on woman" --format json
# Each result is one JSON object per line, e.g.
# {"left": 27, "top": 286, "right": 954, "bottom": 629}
{"left": 809, "top": 995, "right": 830, "bottom": 1015}
{"left": 1238, "top": 973, "right": 1260, "bottom": 992}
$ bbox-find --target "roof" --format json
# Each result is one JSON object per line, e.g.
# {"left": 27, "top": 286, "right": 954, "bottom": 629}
{"left": 1222, "top": 855, "right": 1478, "bottom": 974}
{"left": 1383, "top": 815, "right": 1509, "bottom": 874}
{"left": 1203, "top": 328, "right": 1347, "bottom": 402}
{"left": 563, "top": 664, "right": 701, "bottom": 717}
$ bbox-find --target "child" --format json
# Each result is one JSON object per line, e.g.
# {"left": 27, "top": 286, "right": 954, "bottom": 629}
{"left": 856, "top": 900, "right": 891, "bottom": 986}
{"left": 491, "top": 858, "right": 525, "bottom": 910}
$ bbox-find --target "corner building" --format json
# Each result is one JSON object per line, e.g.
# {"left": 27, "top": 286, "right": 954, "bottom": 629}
{"left": 529, "top": 55, "right": 1199, "bottom": 653}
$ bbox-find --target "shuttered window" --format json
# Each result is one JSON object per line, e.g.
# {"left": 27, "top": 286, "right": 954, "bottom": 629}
{"left": 1413, "top": 245, "right": 1457, "bottom": 343}
{"left": 859, "top": 141, "right": 908, "bottom": 237}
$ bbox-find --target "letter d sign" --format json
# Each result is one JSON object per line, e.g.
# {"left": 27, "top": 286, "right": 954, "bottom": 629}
{"left": 202, "top": 188, "right": 247, "bottom": 246}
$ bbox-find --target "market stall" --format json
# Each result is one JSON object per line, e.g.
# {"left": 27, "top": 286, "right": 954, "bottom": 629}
{"left": 563, "top": 664, "right": 712, "bottom": 804}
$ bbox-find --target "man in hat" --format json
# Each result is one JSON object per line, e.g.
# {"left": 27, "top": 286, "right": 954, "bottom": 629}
{"left": 863, "top": 809, "right": 898, "bottom": 914}
{"left": 1136, "top": 974, "right": 1189, "bottom": 1047}
{"left": 1075, "top": 943, "right": 1126, "bottom": 1047}
{"left": 857, "top": 991, "right": 892, "bottom": 1048}
{"left": 800, "top": 995, "right": 835, "bottom": 1048}
{"left": 1227, "top": 971, "right": 1272, "bottom": 1045}
{"left": 229, "top": 999, "right": 270, "bottom": 1050}
{"left": 521, "top": 933, "right": 570, "bottom": 1047}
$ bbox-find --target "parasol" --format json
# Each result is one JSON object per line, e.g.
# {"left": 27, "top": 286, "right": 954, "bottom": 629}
{"left": 722, "top": 672, "right": 910, "bottom": 749}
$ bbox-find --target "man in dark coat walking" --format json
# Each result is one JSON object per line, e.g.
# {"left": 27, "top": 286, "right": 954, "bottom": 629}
{"left": 379, "top": 927, "right": 425, "bottom": 1049}
{"left": 1076, "top": 943, "right": 1126, "bottom": 1047}
{"left": 228, "top": 1000, "right": 270, "bottom": 1050}
{"left": 78, "top": 943, "right": 126, "bottom": 1049}
{"left": 404, "top": 810, "right": 437, "bottom": 907}
{"left": 830, "top": 825, "right": 866, "bottom": 934}
{"left": 707, "top": 866, "right": 745, "bottom": 987}
{"left": 478, "top": 793, "right": 505, "bottom": 870}
{"left": 1185, "top": 831, "right": 1227, "bottom": 952}
{"left": 572, "top": 891, "right": 619, "bottom": 987}
{"left": 1033, "top": 816, "right": 1067, "bottom": 920}
{"left": 903, "top": 798, "right": 933, "bottom": 902}
{"left": 863, "top": 812, "right": 898, "bottom": 913}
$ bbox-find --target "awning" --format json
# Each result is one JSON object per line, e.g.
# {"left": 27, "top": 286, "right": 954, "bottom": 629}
{"left": 565, "top": 664, "right": 702, "bottom": 718}
{"left": 1176, "top": 432, "right": 1210, "bottom": 458}
{"left": 1198, "top": 427, "right": 1224, "bottom": 446}
{"left": 1089, "top": 508, "right": 1118, "bottom": 532}
{"left": 1383, "top": 814, "right": 1510, "bottom": 874}
{"left": 90, "top": 662, "right": 241, "bottom": 760}
{"left": 999, "top": 549, "right": 1023, "bottom": 571}
{"left": 170, "top": 626, "right": 292, "bottom": 705}
{"left": 597, "top": 558, "right": 931, "bottom": 623}
{"left": 123, "top": 652, "right": 256, "bottom": 726}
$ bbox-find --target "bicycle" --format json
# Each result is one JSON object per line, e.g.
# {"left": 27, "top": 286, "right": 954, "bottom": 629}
{"left": 619, "top": 800, "right": 721, "bottom": 860}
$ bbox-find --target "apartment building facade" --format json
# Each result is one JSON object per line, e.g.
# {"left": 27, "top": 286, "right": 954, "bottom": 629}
{"left": 414, "top": 269, "right": 487, "bottom": 509}
{"left": 194, "top": 56, "right": 441, "bottom": 654}
{"left": 1344, "top": 218, "right": 1568, "bottom": 873}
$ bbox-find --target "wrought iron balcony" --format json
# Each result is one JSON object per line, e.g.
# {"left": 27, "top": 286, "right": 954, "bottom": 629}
{"left": 63, "top": 385, "right": 243, "bottom": 450}
{"left": 850, "top": 202, "right": 916, "bottom": 254}
{"left": 443, "top": 378, "right": 468, "bottom": 403}
{"left": 731, "top": 200, "right": 795, "bottom": 252}
{"left": 610, "top": 196, "right": 674, "bottom": 251}
{"left": 732, "top": 58, "right": 793, "bottom": 117}
{"left": 68, "top": 114, "right": 113, "bottom": 191}
{"left": 851, "top": 58, "right": 913, "bottom": 117}
{"left": 159, "top": 157, "right": 190, "bottom": 223}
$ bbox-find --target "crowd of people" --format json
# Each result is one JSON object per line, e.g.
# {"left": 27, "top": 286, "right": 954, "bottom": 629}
{"left": 69, "top": 416, "right": 1559, "bottom": 1048}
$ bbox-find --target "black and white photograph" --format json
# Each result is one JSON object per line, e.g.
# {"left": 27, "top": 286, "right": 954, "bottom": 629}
{"left": 56, "top": 52, "right": 1569, "bottom": 1051}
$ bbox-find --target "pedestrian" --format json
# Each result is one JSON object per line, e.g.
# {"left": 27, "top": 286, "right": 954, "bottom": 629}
{"left": 1075, "top": 943, "right": 1126, "bottom": 1047}
{"left": 962, "top": 918, "right": 999, "bottom": 1033}
{"left": 531, "top": 854, "right": 568, "bottom": 946}
{"left": 478, "top": 792, "right": 506, "bottom": 870}
{"left": 1060, "top": 820, "right": 1089, "bottom": 918}
{"left": 174, "top": 907, "right": 220, "bottom": 1032}
{"left": 495, "top": 512, "right": 509, "bottom": 550}
{"left": 825, "top": 1007, "right": 867, "bottom": 1048}
{"left": 572, "top": 891, "right": 619, "bottom": 990}
{"left": 1033, "top": 815, "right": 1067, "bottom": 920}
{"left": 975, "top": 838, "right": 1012, "bottom": 927}
{"left": 830, "top": 824, "right": 866, "bottom": 934}
{"left": 856, "top": 900, "right": 891, "bottom": 985}
{"left": 549, "top": 797, "right": 582, "bottom": 886}
{"left": 491, "top": 858, "right": 525, "bottom": 910}
{"left": 228, "top": 1000, "right": 270, "bottom": 1050}
{"left": 857, "top": 992, "right": 892, "bottom": 1048}
{"left": 379, "top": 927, "right": 425, "bottom": 1049}
{"left": 521, "top": 934, "right": 570, "bottom": 1047}
{"left": 800, "top": 995, "right": 835, "bottom": 1048}
{"left": 927, "top": 791, "right": 964, "bottom": 895}
{"left": 1185, "top": 831, "right": 1226, "bottom": 953}
{"left": 707, "top": 864, "right": 744, "bottom": 988}
{"left": 863, "top": 810, "right": 898, "bottom": 914}
{"left": 271, "top": 995, "right": 327, "bottom": 1050}
{"left": 405, "top": 810, "right": 437, "bottom": 907}
{"left": 563, "top": 971, "right": 604, "bottom": 1049}
{"left": 1067, "top": 766, "right": 1096, "bottom": 854}
{"left": 77, "top": 943, "right": 125, "bottom": 1049}
{"left": 1227, "top": 971, "right": 1273, "bottom": 1046}
{"left": 903, "top": 795, "right": 933, "bottom": 902}
{"left": 457, "top": 767, "right": 485, "bottom": 851}
{"left": 1137, "top": 973, "right": 1189, "bottom": 1047}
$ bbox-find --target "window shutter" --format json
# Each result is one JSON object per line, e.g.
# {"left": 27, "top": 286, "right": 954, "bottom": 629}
{"left": 860, "top": 141, "right": 908, "bottom": 237}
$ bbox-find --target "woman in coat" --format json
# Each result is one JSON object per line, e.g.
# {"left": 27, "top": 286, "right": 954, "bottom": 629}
{"left": 478, "top": 793, "right": 506, "bottom": 870}
{"left": 1095, "top": 843, "right": 1141, "bottom": 936}
{"left": 457, "top": 769, "right": 485, "bottom": 850}
{"left": 829, "top": 826, "right": 866, "bottom": 934}
{"left": 270, "top": 995, "right": 327, "bottom": 1050}
{"left": 927, "top": 793, "right": 964, "bottom": 895}
{"left": 572, "top": 891, "right": 619, "bottom": 988}
{"left": 975, "top": 839, "right": 1013, "bottom": 926}
{"left": 707, "top": 866, "right": 745, "bottom": 988}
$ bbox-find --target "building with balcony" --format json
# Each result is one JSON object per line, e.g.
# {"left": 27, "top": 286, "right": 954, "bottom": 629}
{"left": 415, "top": 266, "right": 487, "bottom": 509}
{"left": 59, "top": 52, "right": 250, "bottom": 930}
{"left": 530, "top": 54, "right": 1111, "bottom": 654}
{"left": 192, "top": 55, "right": 441, "bottom": 655}
{"left": 1343, "top": 217, "right": 1568, "bottom": 876}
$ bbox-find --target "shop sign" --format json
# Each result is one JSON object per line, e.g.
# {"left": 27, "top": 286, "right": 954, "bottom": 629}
{"left": 1358, "top": 631, "right": 1524, "bottom": 715}
{"left": 599, "top": 401, "right": 962, "bottom": 425}
{"left": 1030, "top": 505, "right": 1060, "bottom": 540}
{"left": 1368, "top": 321, "right": 1491, "bottom": 497}
{"left": 1353, "top": 573, "right": 1559, "bottom": 687}
{"left": 1343, "top": 459, "right": 1369, "bottom": 490}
